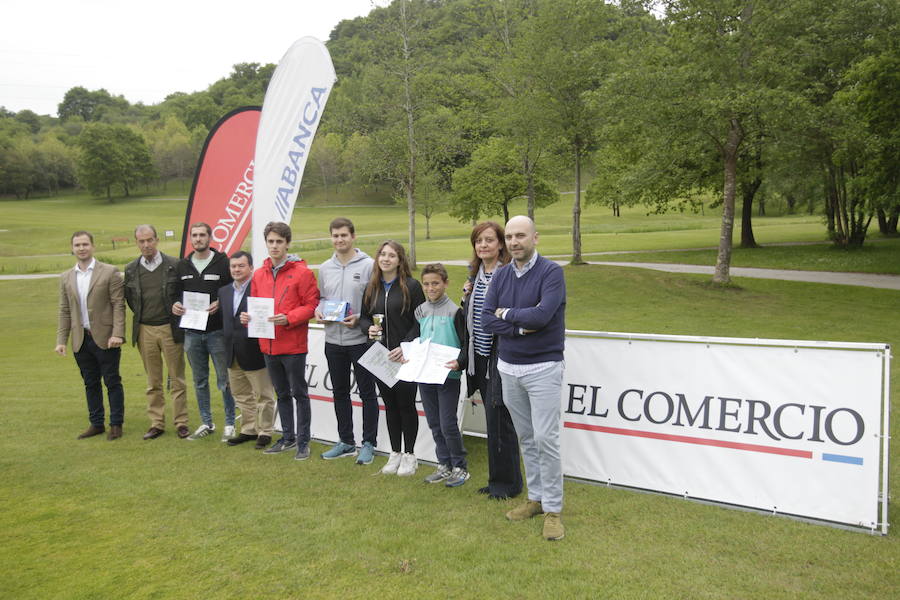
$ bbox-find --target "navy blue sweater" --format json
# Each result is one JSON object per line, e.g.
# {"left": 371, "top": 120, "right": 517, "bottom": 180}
{"left": 481, "top": 255, "right": 565, "bottom": 364}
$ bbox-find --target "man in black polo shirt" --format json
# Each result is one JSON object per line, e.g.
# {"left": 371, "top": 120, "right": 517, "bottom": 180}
{"left": 172, "top": 222, "right": 235, "bottom": 441}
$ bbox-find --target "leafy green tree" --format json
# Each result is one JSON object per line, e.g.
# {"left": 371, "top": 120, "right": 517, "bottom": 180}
{"left": 58, "top": 87, "right": 129, "bottom": 122}
{"left": 778, "top": 0, "right": 898, "bottom": 247}
{"left": 840, "top": 45, "right": 900, "bottom": 235}
{"left": 0, "top": 138, "right": 39, "bottom": 198}
{"left": 450, "top": 136, "right": 556, "bottom": 223}
{"left": 14, "top": 109, "right": 42, "bottom": 134}
{"left": 307, "top": 132, "right": 347, "bottom": 193}
{"left": 145, "top": 116, "right": 196, "bottom": 188}
{"left": 76, "top": 123, "right": 155, "bottom": 200}
{"left": 514, "top": 0, "right": 621, "bottom": 263}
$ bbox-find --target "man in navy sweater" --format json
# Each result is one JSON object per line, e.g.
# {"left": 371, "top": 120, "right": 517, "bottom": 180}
{"left": 481, "top": 215, "right": 567, "bottom": 541}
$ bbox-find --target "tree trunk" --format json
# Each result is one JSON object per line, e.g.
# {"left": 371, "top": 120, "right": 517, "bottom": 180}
{"left": 399, "top": 0, "right": 417, "bottom": 267}
{"left": 740, "top": 177, "right": 760, "bottom": 248}
{"left": 571, "top": 145, "right": 584, "bottom": 264}
{"left": 525, "top": 162, "right": 535, "bottom": 222}
{"left": 876, "top": 206, "right": 899, "bottom": 235}
{"left": 713, "top": 120, "right": 743, "bottom": 284}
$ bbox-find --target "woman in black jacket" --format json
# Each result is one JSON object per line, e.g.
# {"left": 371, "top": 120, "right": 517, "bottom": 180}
{"left": 359, "top": 240, "right": 425, "bottom": 476}
{"left": 462, "top": 222, "right": 523, "bottom": 499}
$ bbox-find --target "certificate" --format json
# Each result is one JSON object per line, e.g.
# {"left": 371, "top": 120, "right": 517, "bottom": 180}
{"left": 395, "top": 338, "right": 459, "bottom": 384}
{"left": 179, "top": 291, "right": 209, "bottom": 331}
{"left": 357, "top": 341, "right": 401, "bottom": 388}
{"left": 246, "top": 297, "right": 275, "bottom": 339}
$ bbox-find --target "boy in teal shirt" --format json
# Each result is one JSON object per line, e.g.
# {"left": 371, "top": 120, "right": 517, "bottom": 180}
{"left": 403, "top": 263, "right": 469, "bottom": 487}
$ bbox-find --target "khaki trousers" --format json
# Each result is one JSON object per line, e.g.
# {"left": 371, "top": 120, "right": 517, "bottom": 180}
{"left": 228, "top": 360, "right": 276, "bottom": 436}
{"left": 138, "top": 324, "right": 187, "bottom": 430}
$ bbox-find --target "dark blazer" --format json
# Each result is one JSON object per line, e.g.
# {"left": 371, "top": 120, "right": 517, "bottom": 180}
{"left": 123, "top": 252, "right": 183, "bottom": 345}
{"left": 218, "top": 281, "right": 266, "bottom": 371}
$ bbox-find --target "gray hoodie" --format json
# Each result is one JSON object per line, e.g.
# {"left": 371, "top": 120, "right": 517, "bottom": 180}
{"left": 317, "top": 249, "right": 373, "bottom": 346}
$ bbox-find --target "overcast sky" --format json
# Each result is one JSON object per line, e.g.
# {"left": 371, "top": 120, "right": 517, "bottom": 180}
{"left": 2, "top": 0, "right": 377, "bottom": 116}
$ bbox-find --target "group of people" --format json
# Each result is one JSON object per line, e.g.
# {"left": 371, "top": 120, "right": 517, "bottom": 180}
{"left": 55, "top": 215, "right": 568, "bottom": 540}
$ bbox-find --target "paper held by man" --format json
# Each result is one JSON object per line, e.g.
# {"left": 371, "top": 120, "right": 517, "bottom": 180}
{"left": 359, "top": 338, "right": 457, "bottom": 387}
{"left": 179, "top": 291, "right": 209, "bottom": 331}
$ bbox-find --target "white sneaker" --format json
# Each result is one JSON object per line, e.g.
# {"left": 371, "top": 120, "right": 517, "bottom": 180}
{"left": 221, "top": 425, "right": 235, "bottom": 442}
{"left": 381, "top": 452, "right": 402, "bottom": 474}
{"left": 187, "top": 423, "right": 215, "bottom": 440}
{"left": 396, "top": 452, "right": 418, "bottom": 476}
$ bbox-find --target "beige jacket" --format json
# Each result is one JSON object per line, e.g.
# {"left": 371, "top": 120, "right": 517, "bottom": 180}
{"left": 57, "top": 261, "right": 126, "bottom": 351}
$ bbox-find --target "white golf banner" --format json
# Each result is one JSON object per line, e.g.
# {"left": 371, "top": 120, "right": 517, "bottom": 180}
{"left": 462, "top": 331, "right": 890, "bottom": 533}
{"left": 563, "top": 332, "right": 889, "bottom": 532}
{"left": 252, "top": 37, "right": 336, "bottom": 261}
{"left": 306, "top": 325, "right": 466, "bottom": 465}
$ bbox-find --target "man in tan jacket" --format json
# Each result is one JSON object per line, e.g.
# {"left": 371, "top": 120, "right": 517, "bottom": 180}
{"left": 55, "top": 231, "right": 126, "bottom": 440}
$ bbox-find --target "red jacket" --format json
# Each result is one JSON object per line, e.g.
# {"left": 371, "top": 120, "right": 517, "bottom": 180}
{"left": 250, "top": 256, "right": 319, "bottom": 355}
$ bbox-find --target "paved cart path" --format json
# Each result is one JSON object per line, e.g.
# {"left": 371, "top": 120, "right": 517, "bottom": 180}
{"left": 3, "top": 262, "right": 900, "bottom": 290}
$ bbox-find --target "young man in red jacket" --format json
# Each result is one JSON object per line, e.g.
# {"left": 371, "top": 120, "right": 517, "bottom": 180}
{"left": 241, "top": 222, "right": 319, "bottom": 459}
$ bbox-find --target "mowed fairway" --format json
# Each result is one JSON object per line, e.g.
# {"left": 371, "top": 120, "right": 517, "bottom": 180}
{"left": 1, "top": 194, "right": 898, "bottom": 598}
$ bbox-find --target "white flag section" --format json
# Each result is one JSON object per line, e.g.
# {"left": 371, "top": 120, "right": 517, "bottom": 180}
{"left": 462, "top": 331, "right": 890, "bottom": 533}
{"left": 252, "top": 37, "right": 337, "bottom": 261}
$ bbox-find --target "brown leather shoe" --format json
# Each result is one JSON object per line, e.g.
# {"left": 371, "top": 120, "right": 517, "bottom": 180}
{"left": 107, "top": 425, "right": 123, "bottom": 440}
{"left": 255, "top": 435, "right": 272, "bottom": 450}
{"left": 176, "top": 425, "right": 191, "bottom": 439}
{"left": 78, "top": 425, "right": 105, "bottom": 439}
{"left": 143, "top": 427, "right": 164, "bottom": 440}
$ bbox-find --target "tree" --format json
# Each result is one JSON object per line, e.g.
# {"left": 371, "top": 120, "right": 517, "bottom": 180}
{"left": 415, "top": 170, "right": 449, "bottom": 240}
{"left": 77, "top": 123, "right": 155, "bottom": 200}
{"left": 779, "top": 0, "right": 898, "bottom": 247}
{"left": 58, "top": 87, "right": 129, "bottom": 122}
{"left": 842, "top": 45, "right": 900, "bottom": 236}
{"left": 514, "top": 0, "right": 620, "bottom": 264}
{"left": 451, "top": 136, "right": 557, "bottom": 223}
{"left": 307, "top": 132, "right": 347, "bottom": 194}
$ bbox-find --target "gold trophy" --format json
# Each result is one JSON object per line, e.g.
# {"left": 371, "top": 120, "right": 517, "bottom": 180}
{"left": 372, "top": 314, "right": 384, "bottom": 341}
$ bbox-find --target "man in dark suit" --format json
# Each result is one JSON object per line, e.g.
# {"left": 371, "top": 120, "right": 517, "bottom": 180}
{"left": 219, "top": 251, "right": 276, "bottom": 449}
{"left": 55, "top": 230, "right": 126, "bottom": 440}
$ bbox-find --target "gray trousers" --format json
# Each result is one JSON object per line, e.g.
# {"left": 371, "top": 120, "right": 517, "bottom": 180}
{"left": 500, "top": 362, "right": 564, "bottom": 513}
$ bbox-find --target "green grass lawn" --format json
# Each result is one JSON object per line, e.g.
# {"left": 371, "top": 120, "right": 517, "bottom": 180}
{"left": 2, "top": 264, "right": 898, "bottom": 599}
{"left": 594, "top": 238, "right": 900, "bottom": 275}
{"left": 0, "top": 192, "right": 836, "bottom": 275}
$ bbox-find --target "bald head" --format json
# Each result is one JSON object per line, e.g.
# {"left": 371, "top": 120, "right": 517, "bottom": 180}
{"left": 505, "top": 215, "right": 538, "bottom": 267}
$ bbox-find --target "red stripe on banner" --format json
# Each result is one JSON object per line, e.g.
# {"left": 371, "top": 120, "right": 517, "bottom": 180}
{"left": 310, "top": 394, "right": 425, "bottom": 417}
{"left": 564, "top": 421, "right": 813, "bottom": 459}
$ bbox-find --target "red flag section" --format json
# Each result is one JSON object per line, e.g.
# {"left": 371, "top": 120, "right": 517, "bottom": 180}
{"left": 181, "top": 106, "right": 261, "bottom": 258}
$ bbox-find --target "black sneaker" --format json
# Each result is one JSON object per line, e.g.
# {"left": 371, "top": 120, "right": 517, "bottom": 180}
{"left": 263, "top": 439, "right": 297, "bottom": 454}
{"left": 294, "top": 445, "right": 310, "bottom": 461}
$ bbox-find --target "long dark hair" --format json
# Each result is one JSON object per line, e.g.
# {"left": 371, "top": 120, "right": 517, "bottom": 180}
{"left": 468, "top": 221, "right": 510, "bottom": 276}
{"left": 364, "top": 240, "right": 413, "bottom": 313}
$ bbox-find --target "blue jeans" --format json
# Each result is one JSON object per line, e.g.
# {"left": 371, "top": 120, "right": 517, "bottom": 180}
{"left": 419, "top": 378, "right": 466, "bottom": 469}
{"left": 325, "top": 342, "right": 379, "bottom": 446}
{"left": 73, "top": 330, "right": 124, "bottom": 427}
{"left": 265, "top": 353, "right": 310, "bottom": 447}
{"left": 184, "top": 329, "right": 235, "bottom": 426}
{"left": 500, "top": 362, "right": 564, "bottom": 513}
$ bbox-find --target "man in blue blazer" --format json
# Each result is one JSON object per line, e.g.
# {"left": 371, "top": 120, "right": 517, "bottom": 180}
{"left": 218, "top": 251, "right": 276, "bottom": 449}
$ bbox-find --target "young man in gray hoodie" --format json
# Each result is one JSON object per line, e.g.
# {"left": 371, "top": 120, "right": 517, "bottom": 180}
{"left": 316, "top": 218, "right": 379, "bottom": 465}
